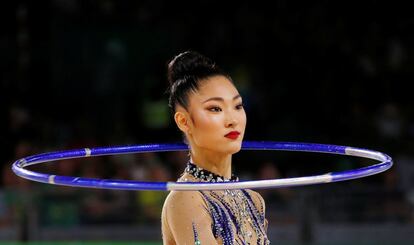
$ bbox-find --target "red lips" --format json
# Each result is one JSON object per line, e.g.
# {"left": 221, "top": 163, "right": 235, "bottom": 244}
{"left": 225, "top": 131, "right": 240, "bottom": 139}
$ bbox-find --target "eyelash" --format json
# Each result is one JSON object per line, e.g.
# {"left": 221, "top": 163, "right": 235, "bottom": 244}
{"left": 208, "top": 103, "right": 244, "bottom": 112}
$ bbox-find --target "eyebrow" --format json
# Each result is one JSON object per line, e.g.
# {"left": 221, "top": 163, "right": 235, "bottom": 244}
{"left": 202, "top": 94, "right": 242, "bottom": 103}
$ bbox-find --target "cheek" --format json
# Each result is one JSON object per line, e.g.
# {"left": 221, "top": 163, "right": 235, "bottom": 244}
{"left": 238, "top": 110, "right": 247, "bottom": 134}
{"left": 192, "top": 113, "right": 223, "bottom": 142}
{"left": 195, "top": 112, "right": 222, "bottom": 133}
{"left": 241, "top": 111, "right": 247, "bottom": 127}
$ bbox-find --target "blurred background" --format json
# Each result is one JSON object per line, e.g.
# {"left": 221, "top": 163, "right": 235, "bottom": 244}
{"left": 1, "top": 1, "right": 414, "bottom": 244}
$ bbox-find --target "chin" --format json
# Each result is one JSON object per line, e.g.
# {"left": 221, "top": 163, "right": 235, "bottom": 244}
{"left": 230, "top": 147, "right": 242, "bottom": 155}
{"left": 224, "top": 142, "right": 243, "bottom": 155}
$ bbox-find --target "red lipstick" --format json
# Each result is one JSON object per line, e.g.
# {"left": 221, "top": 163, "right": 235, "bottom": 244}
{"left": 225, "top": 131, "right": 240, "bottom": 139}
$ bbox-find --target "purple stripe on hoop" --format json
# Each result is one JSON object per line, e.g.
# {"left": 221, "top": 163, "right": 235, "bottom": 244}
{"left": 52, "top": 176, "right": 168, "bottom": 191}
{"left": 242, "top": 141, "right": 346, "bottom": 154}
{"left": 332, "top": 160, "right": 392, "bottom": 182}
{"left": 89, "top": 143, "right": 188, "bottom": 156}
{"left": 11, "top": 141, "right": 392, "bottom": 191}
{"left": 23, "top": 149, "right": 88, "bottom": 165}
{"left": 20, "top": 143, "right": 189, "bottom": 166}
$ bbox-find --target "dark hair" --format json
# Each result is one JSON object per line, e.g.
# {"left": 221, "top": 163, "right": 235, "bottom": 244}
{"left": 166, "top": 51, "right": 230, "bottom": 114}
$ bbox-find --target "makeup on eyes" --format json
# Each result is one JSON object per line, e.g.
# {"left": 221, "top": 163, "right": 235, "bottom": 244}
{"left": 206, "top": 102, "right": 244, "bottom": 112}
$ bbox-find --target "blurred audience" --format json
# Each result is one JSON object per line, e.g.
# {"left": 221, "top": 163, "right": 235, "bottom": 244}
{"left": 1, "top": 1, "right": 413, "bottom": 232}
{"left": 257, "top": 162, "right": 296, "bottom": 224}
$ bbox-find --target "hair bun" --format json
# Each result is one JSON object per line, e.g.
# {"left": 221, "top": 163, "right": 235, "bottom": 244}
{"left": 167, "top": 51, "right": 216, "bottom": 85}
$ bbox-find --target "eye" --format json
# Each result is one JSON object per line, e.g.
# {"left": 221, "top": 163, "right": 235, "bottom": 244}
{"left": 208, "top": 106, "right": 222, "bottom": 112}
{"left": 236, "top": 103, "right": 244, "bottom": 110}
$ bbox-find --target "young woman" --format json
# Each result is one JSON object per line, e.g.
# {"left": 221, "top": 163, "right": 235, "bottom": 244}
{"left": 162, "top": 51, "right": 269, "bottom": 244}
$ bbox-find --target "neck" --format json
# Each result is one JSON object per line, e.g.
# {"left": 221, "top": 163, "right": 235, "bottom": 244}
{"left": 189, "top": 148, "right": 232, "bottom": 179}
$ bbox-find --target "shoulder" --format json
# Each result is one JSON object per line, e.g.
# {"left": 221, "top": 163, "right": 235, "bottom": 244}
{"left": 162, "top": 190, "right": 207, "bottom": 218}
{"left": 164, "top": 190, "right": 205, "bottom": 205}
{"left": 161, "top": 190, "right": 218, "bottom": 243}
{"left": 245, "top": 189, "right": 266, "bottom": 213}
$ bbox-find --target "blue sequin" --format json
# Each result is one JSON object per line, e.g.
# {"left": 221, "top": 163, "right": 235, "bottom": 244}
{"left": 198, "top": 190, "right": 269, "bottom": 244}
{"left": 192, "top": 222, "right": 201, "bottom": 245}
{"left": 184, "top": 163, "right": 269, "bottom": 244}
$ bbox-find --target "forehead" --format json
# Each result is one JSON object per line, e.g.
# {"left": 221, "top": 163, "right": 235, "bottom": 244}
{"left": 195, "top": 76, "right": 239, "bottom": 98}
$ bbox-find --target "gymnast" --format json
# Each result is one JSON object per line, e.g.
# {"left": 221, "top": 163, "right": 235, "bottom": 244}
{"left": 162, "top": 51, "right": 270, "bottom": 244}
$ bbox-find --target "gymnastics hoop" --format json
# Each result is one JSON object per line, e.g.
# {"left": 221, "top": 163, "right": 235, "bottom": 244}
{"left": 12, "top": 141, "right": 392, "bottom": 191}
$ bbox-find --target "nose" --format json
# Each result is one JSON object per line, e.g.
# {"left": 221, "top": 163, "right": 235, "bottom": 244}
{"left": 225, "top": 112, "right": 238, "bottom": 128}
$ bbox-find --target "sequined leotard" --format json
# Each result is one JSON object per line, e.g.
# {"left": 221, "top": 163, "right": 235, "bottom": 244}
{"left": 162, "top": 162, "right": 270, "bottom": 244}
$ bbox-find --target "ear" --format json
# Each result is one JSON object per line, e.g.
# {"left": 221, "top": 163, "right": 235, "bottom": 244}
{"left": 174, "top": 111, "right": 191, "bottom": 134}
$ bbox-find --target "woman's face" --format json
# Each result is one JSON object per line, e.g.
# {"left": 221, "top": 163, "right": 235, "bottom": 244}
{"left": 183, "top": 75, "right": 247, "bottom": 155}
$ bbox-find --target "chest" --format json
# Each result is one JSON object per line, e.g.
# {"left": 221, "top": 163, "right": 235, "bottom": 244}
{"left": 200, "top": 190, "right": 269, "bottom": 245}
